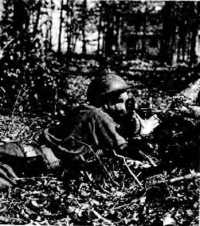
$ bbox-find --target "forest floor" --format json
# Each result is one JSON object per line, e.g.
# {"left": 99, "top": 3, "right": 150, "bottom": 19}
{"left": 0, "top": 62, "right": 199, "bottom": 225}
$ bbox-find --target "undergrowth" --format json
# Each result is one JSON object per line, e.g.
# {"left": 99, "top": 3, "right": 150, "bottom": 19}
{"left": 0, "top": 77, "right": 198, "bottom": 225}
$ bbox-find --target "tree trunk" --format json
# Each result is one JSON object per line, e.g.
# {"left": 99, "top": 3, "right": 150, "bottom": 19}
{"left": 160, "top": 2, "right": 176, "bottom": 65}
{"left": 48, "top": 0, "right": 53, "bottom": 50}
{"left": 66, "top": 0, "right": 75, "bottom": 56}
{"left": 58, "top": 0, "right": 64, "bottom": 53}
{"left": 116, "top": 15, "right": 122, "bottom": 52}
{"left": 190, "top": 2, "right": 199, "bottom": 65}
{"left": 104, "top": 3, "right": 114, "bottom": 57}
{"left": 13, "top": 0, "right": 29, "bottom": 32}
{"left": 33, "top": 1, "right": 41, "bottom": 35}
{"left": 114, "top": 12, "right": 120, "bottom": 52}
{"left": 82, "top": 0, "right": 87, "bottom": 55}
{"left": 97, "top": 7, "right": 102, "bottom": 55}
{"left": 142, "top": 12, "right": 146, "bottom": 58}
{"left": 66, "top": 0, "right": 71, "bottom": 54}
{"left": 190, "top": 28, "right": 198, "bottom": 65}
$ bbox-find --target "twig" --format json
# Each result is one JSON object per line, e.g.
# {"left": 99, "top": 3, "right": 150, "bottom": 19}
{"left": 5, "top": 86, "right": 26, "bottom": 136}
{"left": 91, "top": 208, "right": 114, "bottom": 225}
{"left": 150, "top": 172, "right": 200, "bottom": 186}
{"left": 0, "top": 216, "right": 23, "bottom": 224}
{"left": 70, "top": 138, "right": 120, "bottom": 187}
{"left": 114, "top": 152, "right": 143, "bottom": 188}
{"left": 123, "top": 158, "right": 143, "bottom": 188}
{"left": 169, "top": 172, "right": 200, "bottom": 184}
{"left": 44, "top": 134, "right": 120, "bottom": 186}
{"left": 2, "top": 38, "right": 15, "bottom": 51}
{"left": 15, "top": 176, "right": 57, "bottom": 181}
{"left": 0, "top": 200, "right": 22, "bottom": 204}
{"left": 138, "top": 150, "right": 157, "bottom": 167}
{"left": 113, "top": 198, "right": 137, "bottom": 210}
{"left": 98, "top": 182, "right": 112, "bottom": 195}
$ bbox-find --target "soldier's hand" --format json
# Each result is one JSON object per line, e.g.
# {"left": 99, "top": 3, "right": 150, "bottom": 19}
{"left": 40, "top": 145, "right": 61, "bottom": 171}
{"left": 187, "top": 105, "right": 200, "bottom": 118}
{"left": 140, "top": 115, "right": 160, "bottom": 136}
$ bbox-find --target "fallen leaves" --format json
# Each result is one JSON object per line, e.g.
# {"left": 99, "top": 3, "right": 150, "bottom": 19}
{"left": 0, "top": 73, "right": 198, "bottom": 225}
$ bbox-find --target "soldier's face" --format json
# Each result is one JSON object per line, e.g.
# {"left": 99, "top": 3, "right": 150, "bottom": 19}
{"left": 104, "top": 91, "right": 129, "bottom": 118}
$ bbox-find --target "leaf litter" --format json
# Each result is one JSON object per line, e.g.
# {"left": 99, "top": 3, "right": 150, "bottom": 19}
{"left": 0, "top": 83, "right": 198, "bottom": 225}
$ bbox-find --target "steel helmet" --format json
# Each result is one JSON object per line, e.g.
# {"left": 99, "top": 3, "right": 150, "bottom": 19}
{"left": 87, "top": 72, "right": 130, "bottom": 106}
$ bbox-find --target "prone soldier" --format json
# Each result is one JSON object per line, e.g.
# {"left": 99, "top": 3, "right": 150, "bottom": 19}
{"left": 39, "top": 72, "right": 160, "bottom": 178}
{"left": 0, "top": 72, "right": 160, "bottom": 188}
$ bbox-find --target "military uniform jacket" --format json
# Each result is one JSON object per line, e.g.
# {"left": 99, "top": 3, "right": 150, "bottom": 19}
{"left": 42, "top": 105, "right": 142, "bottom": 163}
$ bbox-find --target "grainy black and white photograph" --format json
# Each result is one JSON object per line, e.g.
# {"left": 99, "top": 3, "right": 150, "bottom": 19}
{"left": 0, "top": 0, "right": 199, "bottom": 225}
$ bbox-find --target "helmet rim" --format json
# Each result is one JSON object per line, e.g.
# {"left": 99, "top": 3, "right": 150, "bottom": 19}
{"left": 87, "top": 73, "right": 130, "bottom": 106}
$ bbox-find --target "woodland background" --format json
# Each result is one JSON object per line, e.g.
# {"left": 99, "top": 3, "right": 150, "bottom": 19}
{"left": 0, "top": 1, "right": 199, "bottom": 225}
{"left": 0, "top": 0, "right": 200, "bottom": 116}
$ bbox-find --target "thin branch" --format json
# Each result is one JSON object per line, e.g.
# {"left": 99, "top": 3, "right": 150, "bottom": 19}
{"left": 138, "top": 150, "right": 157, "bottom": 167}
{"left": 169, "top": 172, "right": 200, "bottom": 184}
{"left": 91, "top": 208, "right": 114, "bottom": 225}
{"left": 5, "top": 87, "right": 25, "bottom": 136}
{"left": 123, "top": 158, "right": 143, "bottom": 188}
{"left": 114, "top": 152, "right": 143, "bottom": 188}
{"left": 15, "top": 175, "right": 57, "bottom": 181}
{"left": 72, "top": 138, "right": 119, "bottom": 187}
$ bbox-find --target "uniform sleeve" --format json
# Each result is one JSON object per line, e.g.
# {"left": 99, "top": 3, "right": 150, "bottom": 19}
{"left": 88, "top": 110, "right": 127, "bottom": 151}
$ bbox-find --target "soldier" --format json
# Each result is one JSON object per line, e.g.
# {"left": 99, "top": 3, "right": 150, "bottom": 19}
{"left": 0, "top": 72, "right": 160, "bottom": 189}
{"left": 39, "top": 72, "right": 160, "bottom": 178}
{"left": 1, "top": 73, "right": 199, "bottom": 189}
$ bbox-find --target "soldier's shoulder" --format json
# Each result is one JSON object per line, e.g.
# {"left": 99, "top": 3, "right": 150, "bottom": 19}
{"left": 77, "top": 104, "right": 111, "bottom": 120}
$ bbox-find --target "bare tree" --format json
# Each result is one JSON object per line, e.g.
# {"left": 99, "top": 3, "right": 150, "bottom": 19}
{"left": 58, "top": 0, "right": 64, "bottom": 53}
{"left": 81, "top": 0, "right": 87, "bottom": 55}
